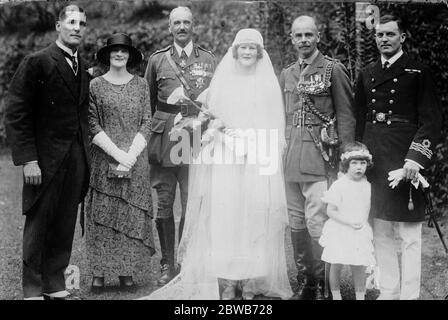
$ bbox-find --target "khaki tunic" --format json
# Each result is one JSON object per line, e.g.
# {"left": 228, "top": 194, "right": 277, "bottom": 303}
{"left": 279, "top": 51, "right": 356, "bottom": 182}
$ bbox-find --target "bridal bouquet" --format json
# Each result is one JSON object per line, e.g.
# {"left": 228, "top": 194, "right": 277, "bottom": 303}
{"left": 167, "top": 86, "right": 214, "bottom": 139}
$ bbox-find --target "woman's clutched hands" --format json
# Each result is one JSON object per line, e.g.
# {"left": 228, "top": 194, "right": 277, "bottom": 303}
{"left": 350, "top": 221, "right": 364, "bottom": 230}
{"left": 114, "top": 150, "right": 137, "bottom": 169}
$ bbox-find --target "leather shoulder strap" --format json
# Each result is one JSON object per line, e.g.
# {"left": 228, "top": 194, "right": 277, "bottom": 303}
{"left": 164, "top": 51, "right": 192, "bottom": 96}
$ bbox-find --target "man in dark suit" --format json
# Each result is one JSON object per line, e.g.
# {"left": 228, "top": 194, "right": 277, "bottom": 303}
{"left": 355, "top": 14, "right": 442, "bottom": 299}
{"left": 5, "top": 4, "right": 90, "bottom": 300}
{"left": 279, "top": 15, "right": 355, "bottom": 300}
{"left": 144, "top": 6, "right": 215, "bottom": 286}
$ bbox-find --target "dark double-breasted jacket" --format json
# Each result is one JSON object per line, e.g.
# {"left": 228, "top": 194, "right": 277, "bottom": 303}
{"left": 279, "top": 51, "right": 356, "bottom": 183}
{"left": 5, "top": 42, "right": 91, "bottom": 214}
{"left": 144, "top": 44, "right": 215, "bottom": 167}
{"left": 355, "top": 53, "right": 442, "bottom": 222}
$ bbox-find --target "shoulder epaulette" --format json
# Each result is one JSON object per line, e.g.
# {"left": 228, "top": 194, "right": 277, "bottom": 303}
{"left": 283, "top": 61, "right": 295, "bottom": 70}
{"left": 196, "top": 45, "right": 215, "bottom": 57}
{"left": 150, "top": 45, "right": 171, "bottom": 57}
{"left": 324, "top": 55, "right": 341, "bottom": 64}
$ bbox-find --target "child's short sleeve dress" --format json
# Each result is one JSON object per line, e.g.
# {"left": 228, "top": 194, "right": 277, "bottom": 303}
{"left": 319, "top": 175, "right": 375, "bottom": 266}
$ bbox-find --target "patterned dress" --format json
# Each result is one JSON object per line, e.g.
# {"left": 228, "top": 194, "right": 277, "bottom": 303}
{"left": 86, "top": 75, "right": 155, "bottom": 279}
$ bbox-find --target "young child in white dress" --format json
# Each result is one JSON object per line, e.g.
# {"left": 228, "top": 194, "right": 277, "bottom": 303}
{"left": 319, "top": 142, "right": 375, "bottom": 300}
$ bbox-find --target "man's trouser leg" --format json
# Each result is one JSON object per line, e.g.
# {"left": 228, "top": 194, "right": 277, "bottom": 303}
{"left": 398, "top": 221, "right": 422, "bottom": 300}
{"left": 177, "top": 165, "right": 189, "bottom": 243}
{"left": 150, "top": 165, "right": 177, "bottom": 286}
{"left": 375, "top": 219, "right": 423, "bottom": 300}
{"left": 286, "top": 181, "right": 314, "bottom": 299}
{"left": 22, "top": 138, "right": 87, "bottom": 298}
{"left": 373, "top": 218, "right": 401, "bottom": 299}
{"left": 301, "top": 180, "right": 328, "bottom": 299}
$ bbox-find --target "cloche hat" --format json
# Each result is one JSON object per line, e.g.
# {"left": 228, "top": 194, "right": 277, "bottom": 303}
{"left": 96, "top": 33, "right": 143, "bottom": 67}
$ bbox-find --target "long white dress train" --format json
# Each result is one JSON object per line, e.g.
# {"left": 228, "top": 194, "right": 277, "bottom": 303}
{"left": 139, "top": 29, "right": 292, "bottom": 300}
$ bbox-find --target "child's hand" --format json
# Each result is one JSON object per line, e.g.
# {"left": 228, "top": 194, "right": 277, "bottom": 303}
{"left": 351, "top": 221, "right": 364, "bottom": 230}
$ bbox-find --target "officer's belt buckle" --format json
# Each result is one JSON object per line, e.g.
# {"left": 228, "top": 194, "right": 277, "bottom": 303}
{"left": 375, "top": 112, "right": 387, "bottom": 122}
{"left": 292, "top": 111, "right": 300, "bottom": 127}
{"left": 180, "top": 104, "right": 190, "bottom": 117}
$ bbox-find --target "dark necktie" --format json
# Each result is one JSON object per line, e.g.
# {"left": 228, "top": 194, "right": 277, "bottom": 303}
{"left": 300, "top": 61, "right": 307, "bottom": 74}
{"left": 62, "top": 50, "right": 78, "bottom": 74}
{"left": 179, "top": 50, "right": 188, "bottom": 68}
{"left": 382, "top": 60, "right": 390, "bottom": 70}
{"left": 181, "top": 50, "right": 188, "bottom": 60}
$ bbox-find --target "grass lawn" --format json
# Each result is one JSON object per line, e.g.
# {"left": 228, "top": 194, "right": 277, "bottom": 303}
{"left": 0, "top": 150, "right": 447, "bottom": 300}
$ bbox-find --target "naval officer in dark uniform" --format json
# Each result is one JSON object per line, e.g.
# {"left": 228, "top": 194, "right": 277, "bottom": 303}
{"left": 280, "top": 15, "right": 355, "bottom": 300}
{"left": 144, "top": 6, "right": 215, "bottom": 286}
{"left": 355, "top": 14, "right": 442, "bottom": 300}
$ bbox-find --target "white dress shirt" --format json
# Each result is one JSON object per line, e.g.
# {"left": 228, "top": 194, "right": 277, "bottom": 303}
{"left": 173, "top": 41, "right": 193, "bottom": 58}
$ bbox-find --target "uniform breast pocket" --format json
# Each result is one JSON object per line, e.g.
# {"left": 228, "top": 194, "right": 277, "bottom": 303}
{"left": 156, "top": 71, "right": 178, "bottom": 99}
{"left": 156, "top": 71, "right": 177, "bottom": 83}
{"left": 284, "top": 83, "right": 298, "bottom": 114}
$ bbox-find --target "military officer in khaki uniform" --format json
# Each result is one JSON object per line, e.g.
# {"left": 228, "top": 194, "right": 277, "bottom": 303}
{"left": 144, "top": 6, "right": 215, "bottom": 286}
{"left": 279, "top": 15, "right": 355, "bottom": 300}
{"left": 355, "top": 15, "right": 442, "bottom": 300}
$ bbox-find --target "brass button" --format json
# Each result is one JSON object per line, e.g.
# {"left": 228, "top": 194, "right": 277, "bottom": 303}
{"left": 393, "top": 78, "right": 398, "bottom": 82}
{"left": 371, "top": 89, "right": 376, "bottom": 93}
{"left": 391, "top": 89, "right": 395, "bottom": 94}
{"left": 371, "top": 78, "right": 375, "bottom": 82}
{"left": 371, "top": 99, "right": 376, "bottom": 103}
{"left": 389, "top": 99, "right": 394, "bottom": 104}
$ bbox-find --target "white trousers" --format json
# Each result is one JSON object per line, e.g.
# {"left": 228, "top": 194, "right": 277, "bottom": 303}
{"left": 373, "top": 218, "right": 422, "bottom": 300}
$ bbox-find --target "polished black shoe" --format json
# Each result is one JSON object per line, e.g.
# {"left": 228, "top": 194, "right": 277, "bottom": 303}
{"left": 91, "top": 276, "right": 105, "bottom": 294}
{"left": 290, "top": 276, "right": 315, "bottom": 300}
{"left": 157, "top": 264, "right": 174, "bottom": 286}
{"left": 315, "top": 280, "right": 331, "bottom": 300}
{"left": 43, "top": 292, "right": 83, "bottom": 300}
{"left": 119, "top": 276, "right": 136, "bottom": 291}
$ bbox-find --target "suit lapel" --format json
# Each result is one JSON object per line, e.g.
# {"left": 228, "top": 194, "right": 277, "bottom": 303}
{"left": 78, "top": 57, "right": 88, "bottom": 106}
{"left": 49, "top": 43, "right": 78, "bottom": 100}
{"left": 370, "top": 54, "right": 409, "bottom": 88}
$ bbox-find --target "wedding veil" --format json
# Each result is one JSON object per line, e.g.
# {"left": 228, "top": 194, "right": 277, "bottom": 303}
{"left": 140, "top": 29, "right": 292, "bottom": 300}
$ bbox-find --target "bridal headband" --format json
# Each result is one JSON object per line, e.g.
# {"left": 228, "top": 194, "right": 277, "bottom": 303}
{"left": 340, "top": 149, "right": 372, "bottom": 161}
{"left": 232, "top": 28, "right": 264, "bottom": 48}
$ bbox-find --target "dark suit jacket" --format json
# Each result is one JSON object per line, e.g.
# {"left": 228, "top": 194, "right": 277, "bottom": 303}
{"left": 5, "top": 42, "right": 91, "bottom": 214}
{"left": 354, "top": 53, "right": 442, "bottom": 222}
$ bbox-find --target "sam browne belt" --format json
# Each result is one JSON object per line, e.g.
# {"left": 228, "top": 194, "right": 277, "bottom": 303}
{"left": 156, "top": 100, "right": 199, "bottom": 117}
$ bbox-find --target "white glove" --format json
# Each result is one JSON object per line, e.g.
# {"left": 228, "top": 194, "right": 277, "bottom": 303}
{"left": 173, "top": 112, "right": 183, "bottom": 125}
{"left": 387, "top": 168, "right": 429, "bottom": 189}
{"left": 116, "top": 164, "right": 130, "bottom": 172}
{"left": 167, "top": 86, "right": 189, "bottom": 105}
{"left": 92, "top": 131, "right": 136, "bottom": 169}
{"left": 128, "top": 132, "right": 147, "bottom": 159}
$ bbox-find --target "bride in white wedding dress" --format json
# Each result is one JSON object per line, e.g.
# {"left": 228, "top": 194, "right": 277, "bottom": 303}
{"left": 139, "top": 28, "right": 292, "bottom": 300}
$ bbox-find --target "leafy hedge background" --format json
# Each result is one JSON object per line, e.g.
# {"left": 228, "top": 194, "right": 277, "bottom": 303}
{"left": 0, "top": 0, "right": 447, "bottom": 215}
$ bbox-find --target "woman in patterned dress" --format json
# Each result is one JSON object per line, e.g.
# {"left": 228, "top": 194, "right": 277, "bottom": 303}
{"left": 86, "top": 33, "right": 154, "bottom": 292}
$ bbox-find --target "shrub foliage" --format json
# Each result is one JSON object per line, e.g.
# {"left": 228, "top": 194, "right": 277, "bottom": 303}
{"left": 0, "top": 0, "right": 447, "bottom": 214}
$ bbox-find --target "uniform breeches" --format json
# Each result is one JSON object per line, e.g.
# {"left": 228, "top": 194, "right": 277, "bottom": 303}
{"left": 285, "top": 180, "right": 328, "bottom": 240}
{"left": 22, "top": 138, "right": 88, "bottom": 298}
{"left": 373, "top": 218, "right": 422, "bottom": 300}
{"left": 150, "top": 165, "right": 189, "bottom": 267}
{"left": 150, "top": 165, "right": 189, "bottom": 221}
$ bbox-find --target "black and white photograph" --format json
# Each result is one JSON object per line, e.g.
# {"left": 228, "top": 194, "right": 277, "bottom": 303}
{"left": 0, "top": 0, "right": 447, "bottom": 307}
